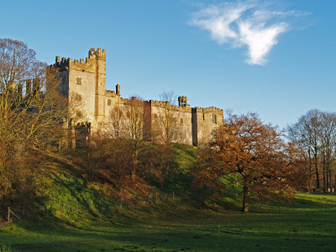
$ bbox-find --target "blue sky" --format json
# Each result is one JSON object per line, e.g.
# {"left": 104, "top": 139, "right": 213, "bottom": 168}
{"left": 2, "top": 0, "right": 335, "bottom": 129}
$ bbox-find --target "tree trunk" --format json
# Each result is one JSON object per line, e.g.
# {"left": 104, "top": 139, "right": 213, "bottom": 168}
{"left": 242, "top": 184, "right": 249, "bottom": 212}
{"left": 314, "top": 147, "right": 320, "bottom": 188}
{"left": 308, "top": 149, "right": 312, "bottom": 191}
{"left": 322, "top": 153, "right": 327, "bottom": 193}
{"left": 330, "top": 171, "right": 332, "bottom": 191}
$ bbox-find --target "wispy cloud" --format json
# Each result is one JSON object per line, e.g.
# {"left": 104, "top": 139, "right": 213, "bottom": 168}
{"left": 189, "top": 1, "right": 308, "bottom": 65}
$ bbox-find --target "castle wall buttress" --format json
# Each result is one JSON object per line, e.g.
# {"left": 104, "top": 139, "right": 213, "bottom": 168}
{"left": 92, "top": 48, "right": 106, "bottom": 123}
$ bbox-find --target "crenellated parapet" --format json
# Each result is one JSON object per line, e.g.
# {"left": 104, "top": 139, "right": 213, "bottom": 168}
{"left": 119, "top": 97, "right": 130, "bottom": 104}
{"left": 193, "top": 106, "right": 223, "bottom": 114}
{"left": 149, "top": 99, "right": 191, "bottom": 112}
{"left": 149, "top": 100, "right": 170, "bottom": 107}
{"left": 88, "top": 48, "right": 106, "bottom": 60}
{"left": 52, "top": 56, "right": 69, "bottom": 71}
{"left": 178, "top": 96, "right": 188, "bottom": 107}
{"left": 105, "top": 90, "right": 116, "bottom": 96}
{"left": 52, "top": 48, "right": 106, "bottom": 73}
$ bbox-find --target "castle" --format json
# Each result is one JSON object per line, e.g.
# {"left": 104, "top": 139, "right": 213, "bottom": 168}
{"left": 52, "top": 48, "right": 224, "bottom": 146}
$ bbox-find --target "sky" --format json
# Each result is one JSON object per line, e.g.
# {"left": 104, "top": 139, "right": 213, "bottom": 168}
{"left": 1, "top": 0, "right": 335, "bottom": 129}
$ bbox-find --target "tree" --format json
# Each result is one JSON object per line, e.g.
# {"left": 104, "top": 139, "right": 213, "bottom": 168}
{"left": 0, "top": 38, "right": 67, "bottom": 207}
{"left": 101, "top": 96, "right": 151, "bottom": 181}
{"left": 0, "top": 38, "right": 67, "bottom": 147}
{"left": 193, "top": 112, "right": 304, "bottom": 212}
{"left": 152, "top": 91, "right": 183, "bottom": 144}
{"left": 287, "top": 110, "right": 336, "bottom": 192}
{"left": 138, "top": 143, "right": 178, "bottom": 189}
{"left": 318, "top": 112, "right": 336, "bottom": 191}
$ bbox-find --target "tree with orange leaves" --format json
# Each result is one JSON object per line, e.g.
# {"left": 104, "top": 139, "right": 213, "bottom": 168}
{"left": 193, "top": 111, "right": 304, "bottom": 212}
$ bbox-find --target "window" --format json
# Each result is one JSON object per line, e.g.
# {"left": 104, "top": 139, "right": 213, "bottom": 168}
{"left": 75, "top": 94, "right": 82, "bottom": 101}
{"left": 76, "top": 77, "right": 81, "bottom": 85}
{"left": 172, "top": 118, "right": 176, "bottom": 123}
{"left": 107, "top": 99, "right": 112, "bottom": 106}
{"left": 180, "top": 118, "right": 183, "bottom": 124}
{"left": 210, "top": 114, "right": 216, "bottom": 124}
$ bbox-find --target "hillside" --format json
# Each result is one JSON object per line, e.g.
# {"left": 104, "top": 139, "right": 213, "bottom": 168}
{"left": 0, "top": 142, "right": 244, "bottom": 223}
{"left": 1, "top": 143, "right": 336, "bottom": 252}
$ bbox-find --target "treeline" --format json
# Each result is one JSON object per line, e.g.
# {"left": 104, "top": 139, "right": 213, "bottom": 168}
{"left": 287, "top": 109, "right": 336, "bottom": 192}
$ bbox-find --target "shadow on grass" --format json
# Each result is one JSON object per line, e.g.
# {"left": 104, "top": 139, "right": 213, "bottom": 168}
{"left": 6, "top": 212, "right": 336, "bottom": 252}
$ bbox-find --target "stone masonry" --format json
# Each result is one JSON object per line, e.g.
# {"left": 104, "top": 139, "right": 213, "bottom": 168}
{"left": 52, "top": 48, "right": 224, "bottom": 146}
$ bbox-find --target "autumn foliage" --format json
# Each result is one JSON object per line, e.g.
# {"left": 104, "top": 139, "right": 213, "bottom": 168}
{"left": 192, "top": 112, "right": 305, "bottom": 212}
{"left": 0, "top": 38, "right": 313, "bottom": 217}
{"left": 0, "top": 39, "right": 67, "bottom": 209}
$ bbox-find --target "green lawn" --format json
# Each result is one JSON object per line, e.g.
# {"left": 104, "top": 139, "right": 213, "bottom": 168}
{"left": 1, "top": 193, "right": 336, "bottom": 252}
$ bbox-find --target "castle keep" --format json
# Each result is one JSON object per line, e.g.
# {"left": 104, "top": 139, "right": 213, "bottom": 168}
{"left": 53, "top": 48, "right": 224, "bottom": 146}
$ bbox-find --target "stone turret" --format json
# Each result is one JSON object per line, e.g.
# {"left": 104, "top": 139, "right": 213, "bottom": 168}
{"left": 178, "top": 96, "right": 188, "bottom": 107}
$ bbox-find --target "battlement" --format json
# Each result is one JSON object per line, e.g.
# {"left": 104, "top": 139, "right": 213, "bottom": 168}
{"left": 88, "top": 48, "right": 106, "bottom": 60}
{"left": 105, "top": 90, "right": 116, "bottom": 96}
{"left": 119, "top": 97, "right": 130, "bottom": 103}
{"left": 53, "top": 48, "right": 106, "bottom": 70}
{"left": 178, "top": 96, "right": 188, "bottom": 107}
{"left": 193, "top": 106, "right": 223, "bottom": 114}
{"left": 52, "top": 56, "right": 69, "bottom": 69}
{"left": 149, "top": 100, "right": 170, "bottom": 107}
{"left": 149, "top": 99, "right": 191, "bottom": 112}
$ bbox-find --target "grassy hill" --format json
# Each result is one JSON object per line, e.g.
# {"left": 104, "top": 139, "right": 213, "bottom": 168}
{"left": 1, "top": 143, "right": 336, "bottom": 251}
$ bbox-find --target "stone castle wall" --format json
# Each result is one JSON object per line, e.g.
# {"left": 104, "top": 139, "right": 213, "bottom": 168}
{"left": 52, "top": 48, "right": 224, "bottom": 146}
{"left": 148, "top": 100, "right": 193, "bottom": 145}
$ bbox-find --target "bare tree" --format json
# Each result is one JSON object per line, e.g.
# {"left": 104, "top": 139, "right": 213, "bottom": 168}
{"left": 101, "top": 96, "right": 150, "bottom": 181}
{"left": 318, "top": 112, "right": 336, "bottom": 191}
{"left": 0, "top": 38, "right": 67, "bottom": 207}
{"left": 153, "top": 91, "right": 182, "bottom": 145}
{"left": 287, "top": 109, "right": 336, "bottom": 192}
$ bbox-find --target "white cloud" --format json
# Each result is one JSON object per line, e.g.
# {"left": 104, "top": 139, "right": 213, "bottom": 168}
{"left": 189, "top": 1, "right": 304, "bottom": 65}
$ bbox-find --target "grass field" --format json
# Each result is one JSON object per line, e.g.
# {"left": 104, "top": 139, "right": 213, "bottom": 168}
{"left": 1, "top": 193, "right": 336, "bottom": 252}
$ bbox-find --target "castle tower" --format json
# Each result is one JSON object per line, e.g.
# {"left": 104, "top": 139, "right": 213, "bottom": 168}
{"left": 192, "top": 107, "right": 224, "bottom": 146}
{"left": 88, "top": 48, "right": 106, "bottom": 122}
{"left": 53, "top": 48, "right": 107, "bottom": 130}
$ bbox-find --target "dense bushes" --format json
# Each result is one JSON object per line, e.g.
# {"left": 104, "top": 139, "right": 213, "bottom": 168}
{"left": 78, "top": 138, "right": 180, "bottom": 190}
